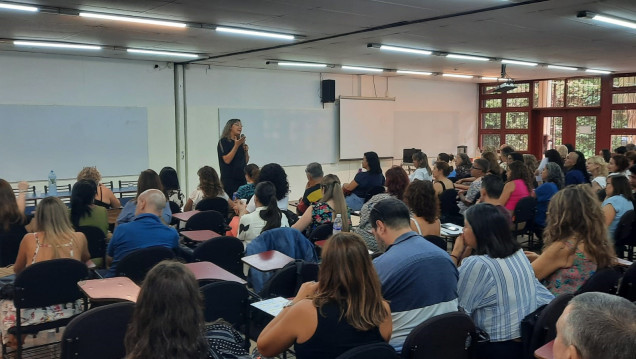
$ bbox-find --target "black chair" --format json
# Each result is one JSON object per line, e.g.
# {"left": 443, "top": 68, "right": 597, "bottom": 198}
{"left": 617, "top": 262, "right": 636, "bottom": 301}
{"left": 402, "top": 311, "right": 476, "bottom": 359}
{"left": 12, "top": 185, "right": 35, "bottom": 196}
{"left": 512, "top": 196, "right": 537, "bottom": 247}
{"left": 524, "top": 294, "right": 573, "bottom": 359}
{"left": 169, "top": 200, "right": 183, "bottom": 226}
{"left": 259, "top": 260, "right": 319, "bottom": 299}
{"left": 200, "top": 281, "right": 250, "bottom": 349}
{"left": 44, "top": 183, "right": 71, "bottom": 194}
{"left": 614, "top": 210, "right": 635, "bottom": 259}
{"left": 364, "top": 186, "right": 386, "bottom": 203}
{"left": 185, "top": 210, "right": 228, "bottom": 235}
{"left": 3, "top": 259, "right": 89, "bottom": 358}
{"left": 575, "top": 267, "right": 622, "bottom": 295}
{"left": 193, "top": 236, "right": 245, "bottom": 279}
{"left": 118, "top": 180, "right": 136, "bottom": 188}
{"left": 336, "top": 342, "right": 398, "bottom": 359}
{"left": 60, "top": 302, "right": 135, "bottom": 359}
{"left": 115, "top": 246, "right": 175, "bottom": 284}
{"left": 196, "top": 197, "right": 229, "bottom": 218}
{"left": 439, "top": 189, "right": 463, "bottom": 226}
{"left": 283, "top": 209, "right": 299, "bottom": 226}
{"left": 0, "top": 229, "right": 24, "bottom": 267}
{"left": 76, "top": 226, "right": 107, "bottom": 267}
{"left": 100, "top": 181, "right": 114, "bottom": 190}
{"left": 308, "top": 223, "right": 332, "bottom": 244}
{"left": 424, "top": 235, "right": 447, "bottom": 252}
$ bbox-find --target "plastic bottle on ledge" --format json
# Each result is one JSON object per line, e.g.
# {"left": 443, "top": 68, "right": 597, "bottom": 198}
{"left": 48, "top": 170, "right": 57, "bottom": 196}
{"left": 332, "top": 214, "right": 343, "bottom": 235}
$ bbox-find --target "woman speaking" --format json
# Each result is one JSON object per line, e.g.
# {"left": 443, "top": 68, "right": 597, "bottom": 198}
{"left": 217, "top": 119, "right": 249, "bottom": 195}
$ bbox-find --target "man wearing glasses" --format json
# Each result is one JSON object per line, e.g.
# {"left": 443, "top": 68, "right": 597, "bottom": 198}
{"left": 458, "top": 159, "right": 490, "bottom": 214}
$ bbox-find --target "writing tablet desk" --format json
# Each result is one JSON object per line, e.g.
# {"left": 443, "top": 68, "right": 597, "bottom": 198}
{"left": 181, "top": 230, "right": 220, "bottom": 243}
{"left": 185, "top": 262, "right": 246, "bottom": 285}
{"left": 172, "top": 210, "right": 200, "bottom": 222}
{"left": 78, "top": 277, "right": 140, "bottom": 303}
{"left": 534, "top": 340, "right": 554, "bottom": 359}
{"left": 242, "top": 250, "right": 294, "bottom": 272}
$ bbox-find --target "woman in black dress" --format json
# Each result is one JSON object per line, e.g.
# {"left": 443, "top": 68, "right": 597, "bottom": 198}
{"left": 217, "top": 119, "right": 249, "bottom": 195}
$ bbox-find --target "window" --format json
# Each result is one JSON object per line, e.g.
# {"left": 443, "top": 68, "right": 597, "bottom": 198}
{"left": 612, "top": 110, "right": 636, "bottom": 129}
{"left": 534, "top": 80, "right": 565, "bottom": 108}
{"left": 613, "top": 76, "right": 636, "bottom": 88}
{"left": 566, "top": 77, "right": 601, "bottom": 107}
{"left": 506, "top": 98, "right": 529, "bottom": 108}
{"left": 481, "top": 134, "right": 500, "bottom": 150}
{"left": 505, "top": 134, "right": 528, "bottom": 151}
{"left": 505, "top": 112, "right": 529, "bottom": 129}
{"left": 481, "top": 113, "right": 501, "bottom": 129}
{"left": 612, "top": 93, "right": 636, "bottom": 104}
{"left": 575, "top": 116, "right": 597, "bottom": 159}
{"left": 611, "top": 135, "right": 636, "bottom": 148}
{"left": 483, "top": 99, "right": 502, "bottom": 108}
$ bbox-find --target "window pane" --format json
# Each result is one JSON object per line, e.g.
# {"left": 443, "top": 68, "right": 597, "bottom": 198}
{"left": 505, "top": 134, "right": 528, "bottom": 151}
{"left": 483, "top": 99, "right": 502, "bottom": 108}
{"left": 566, "top": 77, "right": 601, "bottom": 107}
{"left": 534, "top": 80, "right": 565, "bottom": 108}
{"left": 482, "top": 85, "right": 499, "bottom": 94}
{"left": 612, "top": 93, "right": 636, "bottom": 104}
{"left": 613, "top": 76, "right": 636, "bottom": 88}
{"left": 508, "top": 83, "right": 530, "bottom": 93}
{"left": 612, "top": 109, "right": 636, "bottom": 129}
{"left": 481, "top": 113, "right": 501, "bottom": 129}
{"left": 575, "top": 116, "right": 596, "bottom": 159}
{"left": 543, "top": 116, "right": 563, "bottom": 148}
{"left": 506, "top": 98, "right": 529, "bottom": 107}
{"left": 482, "top": 134, "right": 500, "bottom": 150}
{"left": 611, "top": 134, "right": 636, "bottom": 149}
{"left": 505, "top": 112, "right": 529, "bottom": 129}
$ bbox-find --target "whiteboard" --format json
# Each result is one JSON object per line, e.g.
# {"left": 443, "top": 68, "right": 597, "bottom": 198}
{"left": 1, "top": 105, "right": 148, "bottom": 182}
{"left": 218, "top": 108, "right": 337, "bottom": 166}
{"left": 339, "top": 98, "right": 395, "bottom": 159}
{"left": 393, "top": 111, "right": 461, "bottom": 159}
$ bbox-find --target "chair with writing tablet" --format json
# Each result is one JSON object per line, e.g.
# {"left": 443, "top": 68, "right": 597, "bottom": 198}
{"left": 193, "top": 236, "right": 245, "bottom": 279}
{"left": 402, "top": 311, "right": 476, "bottom": 359}
{"left": 200, "top": 281, "right": 250, "bottom": 349}
{"left": 115, "top": 246, "right": 175, "bottom": 284}
{"left": 617, "top": 262, "right": 636, "bottom": 301}
{"left": 195, "top": 197, "right": 230, "bottom": 220}
{"left": 185, "top": 210, "right": 228, "bottom": 236}
{"left": 335, "top": 342, "right": 398, "bottom": 359}
{"left": 76, "top": 226, "right": 107, "bottom": 269}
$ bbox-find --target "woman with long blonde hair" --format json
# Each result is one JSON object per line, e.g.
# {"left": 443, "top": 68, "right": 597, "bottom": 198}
{"left": 586, "top": 156, "right": 609, "bottom": 191}
{"left": 257, "top": 233, "right": 392, "bottom": 358}
{"left": 293, "top": 174, "right": 351, "bottom": 233}
{"left": 526, "top": 185, "right": 616, "bottom": 295}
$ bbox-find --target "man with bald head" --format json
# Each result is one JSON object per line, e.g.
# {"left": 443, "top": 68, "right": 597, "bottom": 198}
{"left": 106, "top": 189, "right": 179, "bottom": 277}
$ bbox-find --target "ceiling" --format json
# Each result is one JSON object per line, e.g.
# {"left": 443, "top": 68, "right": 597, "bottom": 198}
{"left": 1, "top": 0, "right": 635, "bottom": 82}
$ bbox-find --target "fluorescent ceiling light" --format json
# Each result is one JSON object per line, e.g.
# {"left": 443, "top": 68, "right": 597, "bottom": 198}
{"left": 341, "top": 65, "right": 383, "bottom": 73}
{"left": 548, "top": 65, "right": 577, "bottom": 71}
{"left": 397, "top": 70, "right": 432, "bottom": 76}
{"left": 278, "top": 62, "right": 327, "bottom": 68}
{"left": 216, "top": 26, "right": 294, "bottom": 40}
{"left": 443, "top": 73, "right": 473, "bottom": 79}
{"left": 481, "top": 77, "right": 498, "bottom": 81}
{"left": 586, "top": 69, "right": 611, "bottom": 74}
{"left": 79, "top": 12, "right": 186, "bottom": 28}
{"left": 590, "top": 13, "right": 636, "bottom": 30}
{"left": 13, "top": 41, "right": 101, "bottom": 50}
{"left": 379, "top": 45, "right": 432, "bottom": 56}
{"left": 0, "top": 2, "right": 38, "bottom": 12}
{"left": 502, "top": 59, "right": 538, "bottom": 67}
{"left": 446, "top": 54, "right": 489, "bottom": 62}
{"left": 127, "top": 49, "right": 199, "bottom": 58}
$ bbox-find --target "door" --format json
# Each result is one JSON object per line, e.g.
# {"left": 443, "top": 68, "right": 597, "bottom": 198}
{"left": 534, "top": 109, "right": 600, "bottom": 159}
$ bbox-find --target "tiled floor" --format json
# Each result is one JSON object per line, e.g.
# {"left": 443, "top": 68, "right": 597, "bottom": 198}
{"left": 3, "top": 330, "right": 62, "bottom": 359}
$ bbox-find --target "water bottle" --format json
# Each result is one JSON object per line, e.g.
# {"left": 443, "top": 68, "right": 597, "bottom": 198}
{"left": 48, "top": 170, "right": 57, "bottom": 195}
{"left": 332, "top": 214, "right": 343, "bottom": 235}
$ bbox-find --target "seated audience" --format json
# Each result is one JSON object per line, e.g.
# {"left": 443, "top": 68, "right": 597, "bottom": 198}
{"left": 609, "top": 154, "right": 630, "bottom": 176}
{"left": 116, "top": 169, "right": 172, "bottom": 225}
{"left": 246, "top": 163, "right": 290, "bottom": 212}
{"left": 159, "top": 166, "right": 184, "bottom": 208}
{"left": 293, "top": 174, "right": 351, "bottom": 234}
{"left": 586, "top": 156, "right": 608, "bottom": 191}
{"left": 614, "top": 145, "right": 627, "bottom": 155}
{"left": 479, "top": 174, "right": 504, "bottom": 205}
{"left": 296, "top": 162, "right": 323, "bottom": 215}
{"left": 523, "top": 153, "right": 539, "bottom": 186}
{"left": 457, "top": 159, "right": 489, "bottom": 213}
{"left": 526, "top": 185, "right": 615, "bottom": 295}
{"left": 507, "top": 152, "right": 524, "bottom": 164}
{"left": 556, "top": 145, "right": 569, "bottom": 162}
{"left": 599, "top": 148, "right": 611, "bottom": 163}
{"left": 454, "top": 153, "right": 472, "bottom": 179}
{"left": 77, "top": 166, "right": 121, "bottom": 209}
{"left": 372, "top": 198, "right": 458, "bottom": 352}
{"left": 437, "top": 153, "right": 457, "bottom": 179}
{"left": 107, "top": 189, "right": 179, "bottom": 277}
{"left": 70, "top": 180, "right": 108, "bottom": 236}
{"left": 343, "top": 152, "right": 385, "bottom": 211}
{"left": 602, "top": 174, "right": 634, "bottom": 242}
{"left": 431, "top": 161, "right": 454, "bottom": 196}
{"left": 450, "top": 203, "right": 553, "bottom": 359}
{"left": 630, "top": 164, "right": 636, "bottom": 194}
{"left": 534, "top": 163, "right": 564, "bottom": 233}
{"left": 403, "top": 179, "right": 440, "bottom": 237}
{"left": 0, "top": 179, "right": 29, "bottom": 265}
{"left": 237, "top": 181, "right": 289, "bottom": 246}
{"left": 536, "top": 149, "right": 564, "bottom": 181}
{"left": 409, "top": 151, "right": 432, "bottom": 182}
{"left": 235, "top": 163, "right": 259, "bottom": 203}
{"left": 498, "top": 160, "right": 533, "bottom": 211}
{"left": 257, "top": 233, "right": 392, "bottom": 358}
{"left": 564, "top": 151, "right": 590, "bottom": 185}
{"left": 553, "top": 292, "right": 636, "bottom": 359}
{"left": 625, "top": 151, "right": 636, "bottom": 167}
{"left": 184, "top": 166, "right": 229, "bottom": 212}
{"left": 499, "top": 145, "right": 515, "bottom": 172}
{"left": 2, "top": 197, "right": 90, "bottom": 347}
{"left": 481, "top": 151, "right": 503, "bottom": 179}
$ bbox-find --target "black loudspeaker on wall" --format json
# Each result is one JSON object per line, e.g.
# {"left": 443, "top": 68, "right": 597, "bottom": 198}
{"left": 321, "top": 80, "right": 335, "bottom": 103}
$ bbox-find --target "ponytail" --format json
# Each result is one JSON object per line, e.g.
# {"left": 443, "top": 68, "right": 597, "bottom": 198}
{"left": 255, "top": 181, "right": 282, "bottom": 233}
{"left": 320, "top": 174, "right": 350, "bottom": 232}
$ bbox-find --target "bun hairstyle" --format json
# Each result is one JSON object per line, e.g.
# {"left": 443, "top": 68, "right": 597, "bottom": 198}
{"left": 434, "top": 161, "right": 452, "bottom": 177}
{"left": 255, "top": 181, "right": 282, "bottom": 233}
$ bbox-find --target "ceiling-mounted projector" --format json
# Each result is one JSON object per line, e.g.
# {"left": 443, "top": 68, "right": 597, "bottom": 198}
{"left": 491, "top": 81, "right": 517, "bottom": 93}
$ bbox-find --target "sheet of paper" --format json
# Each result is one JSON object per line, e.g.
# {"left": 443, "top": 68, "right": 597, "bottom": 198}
{"left": 251, "top": 296, "right": 288, "bottom": 317}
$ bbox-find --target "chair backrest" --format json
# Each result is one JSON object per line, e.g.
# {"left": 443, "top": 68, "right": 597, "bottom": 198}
{"left": 200, "top": 281, "right": 249, "bottom": 333}
{"left": 424, "top": 235, "right": 447, "bottom": 252}
{"left": 614, "top": 210, "right": 635, "bottom": 245}
{"left": 575, "top": 267, "right": 622, "bottom": 295}
{"left": 617, "top": 262, "right": 636, "bottom": 301}
{"left": 193, "top": 236, "right": 245, "bottom": 278}
{"left": 439, "top": 189, "right": 460, "bottom": 216}
{"left": 335, "top": 342, "right": 398, "bottom": 359}
{"left": 118, "top": 180, "right": 137, "bottom": 188}
{"left": 101, "top": 181, "right": 114, "bottom": 190}
{"left": 513, "top": 196, "right": 537, "bottom": 224}
{"left": 115, "top": 246, "right": 175, "bottom": 284}
{"left": 402, "top": 311, "right": 476, "bottom": 359}
{"left": 60, "top": 302, "right": 135, "bottom": 359}
{"left": 527, "top": 294, "right": 573, "bottom": 357}
{"left": 0, "top": 227, "right": 25, "bottom": 267}
{"left": 195, "top": 197, "right": 229, "bottom": 217}
{"left": 185, "top": 210, "right": 227, "bottom": 235}
{"left": 259, "top": 260, "right": 319, "bottom": 299}
{"left": 76, "top": 226, "right": 107, "bottom": 263}
{"left": 282, "top": 209, "right": 299, "bottom": 226}
{"left": 14, "top": 258, "right": 89, "bottom": 309}
{"left": 12, "top": 185, "right": 36, "bottom": 196}
{"left": 44, "top": 183, "right": 72, "bottom": 194}
{"left": 308, "top": 223, "right": 333, "bottom": 244}
{"left": 365, "top": 186, "right": 386, "bottom": 203}
{"left": 168, "top": 200, "right": 182, "bottom": 214}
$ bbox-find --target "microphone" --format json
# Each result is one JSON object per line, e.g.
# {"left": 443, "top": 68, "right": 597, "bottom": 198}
{"left": 240, "top": 134, "right": 245, "bottom": 139}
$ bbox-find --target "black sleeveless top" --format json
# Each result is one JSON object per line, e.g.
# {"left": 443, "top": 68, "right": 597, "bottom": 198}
{"left": 294, "top": 302, "right": 385, "bottom": 359}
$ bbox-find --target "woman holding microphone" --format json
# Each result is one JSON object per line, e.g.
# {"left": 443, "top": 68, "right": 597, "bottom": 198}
{"left": 217, "top": 119, "right": 249, "bottom": 196}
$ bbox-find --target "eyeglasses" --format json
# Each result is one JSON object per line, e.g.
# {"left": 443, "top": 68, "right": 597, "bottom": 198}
{"left": 471, "top": 166, "right": 484, "bottom": 171}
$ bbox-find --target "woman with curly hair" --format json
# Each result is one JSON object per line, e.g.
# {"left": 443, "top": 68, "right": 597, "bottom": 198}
{"left": 184, "top": 166, "right": 229, "bottom": 212}
{"left": 454, "top": 153, "right": 473, "bottom": 180}
{"left": 404, "top": 180, "right": 440, "bottom": 237}
{"left": 608, "top": 154, "right": 630, "bottom": 176}
{"left": 77, "top": 166, "right": 121, "bottom": 209}
{"left": 526, "top": 185, "right": 616, "bottom": 295}
{"left": 257, "top": 233, "right": 392, "bottom": 358}
{"left": 245, "top": 163, "right": 290, "bottom": 213}
{"left": 354, "top": 166, "right": 410, "bottom": 251}
{"left": 498, "top": 161, "right": 533, "bottom": 212}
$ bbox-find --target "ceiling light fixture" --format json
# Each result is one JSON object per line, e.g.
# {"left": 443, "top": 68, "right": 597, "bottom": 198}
{"left": 13, "top": 40, "right": 101, "bottom": 50}
{"left": 446, "top": 54, "right": 489, "bottom": 62}
{"left": 277, "top": 62, "right": 327, "bottom": 68}
{"left": 341, "top": 65, "right": 383, "bottom": 73}
{"left": 547, "top": 65, "right": 578, "bottom": 71}
{"left": 378, "top": 44, "right": 432, "bottom": 56}
{"left": 0, "top": 2, "right": 38, "bottom": 12}
{"left": 578, "top": 11, "right": 636, "bottom": 30}
{"left": 586, "top": 69, "right": 611, "bottom": 74}
{"left": 501, "top": 59, "right": 538, "bottom": 67}
{"left": 481, "top": 77, "right": 499, "bottom": 81}
{"left": 127, "top": 49, "right": 199, "bottom": 58}
{"left": 216, "top": 26, "right": 294, "bottom": 40}
{"left": 442, "top": 73, "right": 473, "bottom": 79}
{"left": 396, "top": 70, "right": 432, "bottom": 76}
{"left": 79, "top": 12, "right": 187, "bottom": 28}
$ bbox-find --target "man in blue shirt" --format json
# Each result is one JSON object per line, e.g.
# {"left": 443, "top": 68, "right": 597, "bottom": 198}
{"left": 106, "top": 189, "right": 178, "bottom": 277}
{"left": 371, "top": 198, "right": 459, "bottom": 352}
